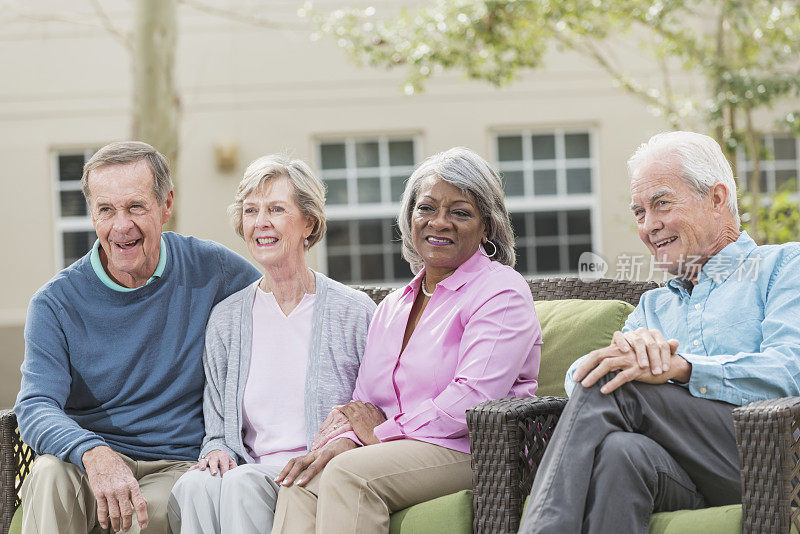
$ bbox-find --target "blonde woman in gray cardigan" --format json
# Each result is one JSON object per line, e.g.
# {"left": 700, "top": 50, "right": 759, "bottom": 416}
{"left": 167, "top": 155, "right": 376, "bottom": 534}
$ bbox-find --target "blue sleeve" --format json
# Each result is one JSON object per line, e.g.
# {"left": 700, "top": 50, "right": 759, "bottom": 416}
{"left": 14, "top": 293, "right": 106, "bottom": 469}
{"left": 683, "top": 251, "right": 800, "bottom": 405}
{"left": 214, "top": 244, "right": 261, "bottom": 302}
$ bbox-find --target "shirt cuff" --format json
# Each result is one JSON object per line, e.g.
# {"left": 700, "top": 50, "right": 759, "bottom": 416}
{"left": 70, "top": 437, "right": 109, "bottom": 471}
{"left": 330, "top": 430, "right": 362, "bottom": 447}
{"left": 680, "top": 352, "right": 724, "bottom": 400}
{"left": 373, "top": 418, "right": 405, "bottom": 442}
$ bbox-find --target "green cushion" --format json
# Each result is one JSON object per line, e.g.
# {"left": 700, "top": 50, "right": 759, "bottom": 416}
{"left": 389, "top": 490, "right": 472, "bottom": 534}
{"left": 534, "top": 299, "right": 634, "bottom": 397}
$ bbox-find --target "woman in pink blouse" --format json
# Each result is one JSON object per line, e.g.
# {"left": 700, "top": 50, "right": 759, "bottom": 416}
{"left": 273, "top": 147, "right": 542, "bottom": 533}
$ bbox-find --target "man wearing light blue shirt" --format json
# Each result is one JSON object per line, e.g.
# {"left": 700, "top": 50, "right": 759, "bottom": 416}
{"left": 520, "top": 131, "right": 800, "bottom": 533}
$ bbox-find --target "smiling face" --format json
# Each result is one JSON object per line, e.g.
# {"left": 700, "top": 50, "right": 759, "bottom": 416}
{"left": 411, "top": 175, "right": 486, "bottom": 282}
{"left": 241, "top": 175, "right": 314, "bottom": 271}
{"left": 630, "top": 157, "right": 731, "bottom": 280}
{"left": 88, "top": 160, "right": 172, "bottom": 288}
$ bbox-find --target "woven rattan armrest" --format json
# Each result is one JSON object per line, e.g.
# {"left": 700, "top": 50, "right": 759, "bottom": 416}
{"left": 733, "top": 396, "right": 800, "bottom": 534}
{"left": 466, "top": 396, "right": 568, "bottom": 534}
{"left": 1, "top": 409, "right": 26, "bottom": 534}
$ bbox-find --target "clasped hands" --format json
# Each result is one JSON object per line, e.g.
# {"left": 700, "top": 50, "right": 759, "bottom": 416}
{"left": 274, "top": 400, "right": 387, "bottom": 487}
{"left": 573, "top": 327, "right": 692, "bottom": 394}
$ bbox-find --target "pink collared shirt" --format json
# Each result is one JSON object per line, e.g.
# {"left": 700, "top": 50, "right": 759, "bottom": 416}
{"left": 337, "top": 249, "right": 541, "bottom": 453}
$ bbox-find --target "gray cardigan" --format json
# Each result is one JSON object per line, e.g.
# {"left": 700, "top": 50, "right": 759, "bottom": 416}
{"left": 199, "top": 271, "right": 376, "bottom": 463}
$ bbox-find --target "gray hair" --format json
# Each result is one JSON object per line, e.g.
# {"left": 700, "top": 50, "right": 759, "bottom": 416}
{"left": 82, "top": 141, "right": 173, "bottom": 205}
{"left": 228, "top": 154, "right": 327, "bottom": 249}
{"left": 398, "top": 147, "right": 515, "bottom": 273}
{"left": 627, "top": 131, "right": 740, "bottom": 227}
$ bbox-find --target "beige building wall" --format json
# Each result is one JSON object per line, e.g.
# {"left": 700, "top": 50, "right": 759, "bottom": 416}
{"left": 2, "top": 1, "right": 774, "bottom": 407}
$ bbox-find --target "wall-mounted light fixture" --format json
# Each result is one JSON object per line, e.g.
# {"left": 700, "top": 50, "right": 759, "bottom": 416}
{"left": 215, "top": 142, "right": 239, "bottom": 173}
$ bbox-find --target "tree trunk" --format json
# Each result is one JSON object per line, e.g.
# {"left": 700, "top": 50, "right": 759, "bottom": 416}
{"left": 744, "top": 107, "right": 761, "bottom": 243}
{"left": 133, "top": 0, "right": 179, "bottom": 227}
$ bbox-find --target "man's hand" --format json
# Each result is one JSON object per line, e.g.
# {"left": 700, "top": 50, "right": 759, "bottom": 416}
{"left": 189, "top": 449, "right": 237, "bottom": 476}
{"left": 82, "top": 445, "right": 148, "bottom": 532}
{"left": 274, "top": 437, "right": 357, "bottom": 487}
{"left": 310, "top": 408, "right": 353, "bottom": 451}
{"left": 336, "top": 401, "right": 387, "bottom": 446}
{"left": 573, "top": 341, "right": 691, "bottom": 394}
{"left": 611, "top": 328, "right": 678, "bottom": 375}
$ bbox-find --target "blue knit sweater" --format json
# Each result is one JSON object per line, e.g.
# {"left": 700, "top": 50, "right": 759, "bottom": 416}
{"left": 15, "top": 232, "right": 260, "bottom": 467}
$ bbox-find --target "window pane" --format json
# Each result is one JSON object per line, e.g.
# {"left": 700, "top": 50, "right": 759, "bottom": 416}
{"left": 533, "top": 169, "right": 557, "bottom": 195}
{"left": 531, "top": 135, "right": 556, "bottom": 160}
{"left": 389, "top": 140, "right": 414, "bottom": 166}
{"left": 567, "top": 210, "right": 591, "bottom": 235}
{"left": 325, "top": 179, "right": 348, "bottom": 205}
{"left": 360, "top": 253, "right": 385, "bottom": 281}
{"left": 326, "top": 220, "right": 351, "bottom": 247}
{"left": 327, "top": 254, "right": 352, "bottom": 282}
{"left": 502, "top": 170, "right": 524, "bottom": 196}
{"left": 565, "top": 133, "right": 590, "bottom": 158}
{"left": 358, "top": 219, "right": 383, "bottom": 245}
{"left": 568, "top": 243, "right": 592, "bottom": 272}
{"left": 393, "top": 252, "right": 412, "bottom": 280}
{"left": 775, "top": 170, "right": 797, "bottom": 191}
{"left": 355, "top": 141, "right": 379, "bottom": 168}
{"left": 510, "top": 213, "right": 526, "bottom": 238}
{"left": 745, "top": 171, "right": 767, "bottom": 193}
{"left": 390, "top": 174, "right": 408, "bottom": 201}
{"left": 535, "top": 245, "right": 560, "bottom": 272}
{"left": 514, "top": 245, "right": 529, "bottom": 273}
{"left": 63, "top": 231, "right": 94, "bottom": 266}
{"left": 320, "top": 144, "right": 346, "bottom": 170}
{"left": 357, "top": 177, "right": 381, "bottom": 203}
{"left": 533, "top": 212, "right": 559, "bottom": 237}
{"left": 566, "top": 168, "right": 592, "bottom": 194}
{"left": 60, "top": 190, "right": 88, "bottom": 217}
{"left": 498, "top": 136, "right": 523, "bottom": 161}
{"left": 773, "top": 136, "right": 796, "bottom": 160}
{"left": 59, "top": 154, "right": 85, "bottom": 182}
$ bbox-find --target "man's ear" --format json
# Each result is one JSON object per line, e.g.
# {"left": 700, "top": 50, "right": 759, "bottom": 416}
{"left": 161, "top": 189, "right": 174, "bottom": 225}
{"left": 709, "top": 183, "right": 729, "bottom": 214}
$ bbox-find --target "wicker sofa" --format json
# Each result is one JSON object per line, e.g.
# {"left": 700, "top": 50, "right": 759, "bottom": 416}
{"left": 2, "top": 277, "right": 800, "bottom": 534}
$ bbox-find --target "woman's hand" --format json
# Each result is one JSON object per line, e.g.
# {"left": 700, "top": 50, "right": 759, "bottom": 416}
{"left": 336, "top": 401, "right": 387, "bottom": 446}
{"left": 310, "top": 408, "right": 353, "bottom": 451}
{"left": 189, "top": 449, "right": 237, "bottom": 477}
{"left": 275, "top": 438, "right": 357, "bottom": 486}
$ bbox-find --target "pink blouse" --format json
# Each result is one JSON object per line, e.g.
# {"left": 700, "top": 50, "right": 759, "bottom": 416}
{"left": 338, "top": 248, "right": 541, "bottom": 453}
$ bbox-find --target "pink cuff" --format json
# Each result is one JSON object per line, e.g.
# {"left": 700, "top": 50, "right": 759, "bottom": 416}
{"left": 328, "top": 430, "right": 362, "bottom": 447}
{"left": 374, "top": 417, "right": 405, "bottom": 442}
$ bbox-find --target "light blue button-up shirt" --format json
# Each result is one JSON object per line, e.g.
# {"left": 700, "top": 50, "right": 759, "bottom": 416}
{"left": 566, "top": 232, "right": 800, "bottom": 406}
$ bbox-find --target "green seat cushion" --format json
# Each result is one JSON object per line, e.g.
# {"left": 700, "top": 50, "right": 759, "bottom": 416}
{"left": 534, "top": 299, "right": 634, "bottom": 397}
{"left": 389, "top": 490, "right": 472, "bottom": 534}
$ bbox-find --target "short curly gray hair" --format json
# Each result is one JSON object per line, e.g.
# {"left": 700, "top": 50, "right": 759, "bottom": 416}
{"left": 398, "top": 147, "right": 515, "bottom": 273}
{"left": 228, "top": 155, "right": 327, "bottom": 249}
{"left": 82, "top": 141, "right": 172, "bottom": 205}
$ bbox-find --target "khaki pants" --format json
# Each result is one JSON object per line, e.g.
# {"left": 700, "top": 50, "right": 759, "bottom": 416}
{"left": 21, "top": 453, "right": 194, "bottom": 534}
{"left": 272, "top": 440, "right": 471, "bottom": 534}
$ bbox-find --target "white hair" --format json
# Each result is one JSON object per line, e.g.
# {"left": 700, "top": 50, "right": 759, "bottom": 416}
{"left": 398, "top": 147, "right": 515, "bottom": 273}
{"left": 627, "top": 131, "right": 740, "bottom": 227}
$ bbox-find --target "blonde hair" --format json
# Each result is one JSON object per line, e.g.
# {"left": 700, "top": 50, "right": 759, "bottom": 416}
{"left": 228, "top": 155, "right": 327, "bottom": 248}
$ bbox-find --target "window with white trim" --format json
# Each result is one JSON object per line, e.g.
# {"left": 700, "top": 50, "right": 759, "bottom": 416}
{"left": 54, "top": 150, "right": 96, "bottom": 269}
{"left": 318, "top": 137, "right": 419, "bottom": 284}
{"left": 737, "top": 134, "right": 799, "bottom": 194}
{"left": 495, "top": 130, "right": 598, "bottom": 274}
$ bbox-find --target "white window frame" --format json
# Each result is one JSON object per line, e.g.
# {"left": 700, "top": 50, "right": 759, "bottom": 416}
{"left": 491, "top": 127, "right": 601, "bottom": 276}
{"left": 52, "top": 149, "right": 96, "bottom": 271}
{"left": 736, "top": 134, "right": 800, "bottom": 196}
{"left": 315, "top": 135, "right": 422, "bottom": 283}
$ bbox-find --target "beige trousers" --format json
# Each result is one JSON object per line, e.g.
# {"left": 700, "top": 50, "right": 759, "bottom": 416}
{"left": 272, "top": 440, "right": 472, "bottom": 534}
{"left": 21, "top": 453, "right": 194, "bottom": 534}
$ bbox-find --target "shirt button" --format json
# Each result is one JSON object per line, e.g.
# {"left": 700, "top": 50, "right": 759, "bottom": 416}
{"left": 699, "top": 386, "right": 707, "bottom": 394}
{"left": 694, "top": 303, "right": 701, "bottom": 311}
{"left": 693, "top": 339, "right": 699, "bottom": 346}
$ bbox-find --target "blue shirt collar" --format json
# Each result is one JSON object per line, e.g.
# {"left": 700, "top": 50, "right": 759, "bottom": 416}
{"left": 666, "top": 231, "right": 755, "bottom": 295}
{"left": 90, "top": 236, "right": 167, "bottom": 292}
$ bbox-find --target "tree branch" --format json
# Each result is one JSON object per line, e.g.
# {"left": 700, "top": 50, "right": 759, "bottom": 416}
{"left": 89, "top": 0, "right": 132, "bottom": 50}
{"left": 179, "top": 0, "right": 308, "bottom": 31}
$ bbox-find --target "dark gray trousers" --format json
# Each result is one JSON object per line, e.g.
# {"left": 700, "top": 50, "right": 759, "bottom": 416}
{"left": 519, "top": 375, "right": 741, "bottom": 534}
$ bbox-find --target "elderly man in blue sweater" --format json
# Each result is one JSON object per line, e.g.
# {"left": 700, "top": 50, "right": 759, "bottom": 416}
{"left": 15, "top": 141, "right": 260, "bottom": 534}
{"left": 520, "top": 131, "right": 800, "bottom": 533}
